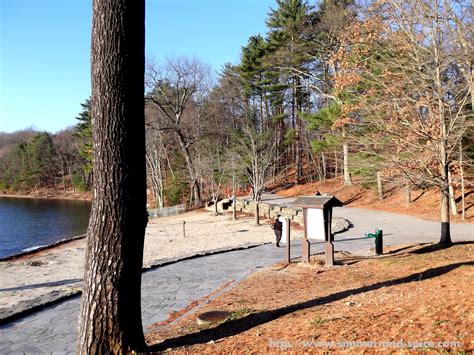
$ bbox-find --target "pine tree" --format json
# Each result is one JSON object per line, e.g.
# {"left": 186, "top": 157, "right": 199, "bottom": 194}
{"left": 74, "top": 98, "right": 93, "bottom": 188}
{"left": 265, "top": 0, "right": 311, "bottom": 184}
{"left": 77, "top": 0, "right": 147, "bottom": 352}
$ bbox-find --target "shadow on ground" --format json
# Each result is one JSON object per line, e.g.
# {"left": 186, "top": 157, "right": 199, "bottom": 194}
{"left": 0, "top": 279, "right": 81, "bottom": 292}
{"left": 147, "top": 260, "right": 474, "bottom": 352}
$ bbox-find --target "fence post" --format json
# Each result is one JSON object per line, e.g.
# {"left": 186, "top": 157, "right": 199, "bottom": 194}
{"left": 285, "top": 219, "right": 291, "bottom": 264}
{"left": 183, "top": 221, "right": 186, "bottom": 238}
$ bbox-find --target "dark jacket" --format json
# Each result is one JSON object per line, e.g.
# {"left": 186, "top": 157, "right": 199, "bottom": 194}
{"left": 272, "top": 219, "right": 283, "bottom": 231}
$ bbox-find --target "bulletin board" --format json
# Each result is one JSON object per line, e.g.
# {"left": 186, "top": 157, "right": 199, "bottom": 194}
{"left": 304, "top": 208, "right": 326, "bottom": 240}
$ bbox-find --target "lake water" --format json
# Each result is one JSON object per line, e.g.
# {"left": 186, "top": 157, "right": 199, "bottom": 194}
{"left": 0, "top": 197, "right": 91, "bottom": 259}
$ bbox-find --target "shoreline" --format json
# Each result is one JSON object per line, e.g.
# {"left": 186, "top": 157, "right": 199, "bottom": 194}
{"left": 0, "top": 192, "right": 91, "bottom": 202}
{"left": 0, "top": 210, "right": 284, "bottom": 322}
{"left": 0, "top": 235, "right": 86, "bottom": 263}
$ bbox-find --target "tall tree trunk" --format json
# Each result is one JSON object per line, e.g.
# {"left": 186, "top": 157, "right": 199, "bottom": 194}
{"left": 62, "top": 161, "right": 66, "bottom": 194}
{"left": 342, "top": 129, "right": 352, "bottom": 186}
{"left": 232, "top": 174, "right": 237, "bottom": 220}
{"left": 435, "top": 50, "right": 451, "bottom": 246}
{"left": 405, "top": 182, "right": 411, "bottom": 207}
{"left": 460, "top": 142, "right": 466, "bottom": 220}
{"left": 377, "top": 172, "right": 383, "bottom": 200}
{"left": 440, "top": 184, "right": 451, "bottom": 246}
{"left": 321, "top": 152, "right": 326, "bottom": 182}
{"left": 447, "top": 169, "right": 457, "bottom": 216}
{"left": 68, "top": 165, "right": 76, "bottom": 194}
{"left": 439, "top": 156, "right": 452, "bottom": 246}
{"left": 177, "top": 136, "right": 201, "bottom": 206}
{"left": 77, "top": 0, "right": 146, "bottom": 353}
{"left": 294, "top": 78, "right": 302, "bottom": 185}
{"left": 213, "top": 196, "right": 218, "bottom": 215}
{"left": 255, "top": 202, "right": 260, "bottom": 226}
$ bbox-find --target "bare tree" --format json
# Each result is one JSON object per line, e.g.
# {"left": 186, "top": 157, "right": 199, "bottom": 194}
{"left": 77, "top": 0, "right": 147, "bottom": 352}
{"left": 232, "top": 122, "right": 276, "bottom": 226}
{"left": 145, "top": 126, "right": 166, "bottom": 208}
{"left": 334, "top": 0, "right": 471, "bottom": 245}
{"left": 146, "top": 56, "right": 213, "bottom": 206}
{"left": 198, "top": 145, "right": 227, "bottom": 215}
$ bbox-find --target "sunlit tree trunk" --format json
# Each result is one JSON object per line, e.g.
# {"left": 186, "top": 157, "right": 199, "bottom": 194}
{"left": 77, "top": 0, "right": 146, "bottom": 353}
{"left": 342, "top": 129, "right": 352, "bottom": 186}
{"left": 439, "top": 135, "right": 452, "bottom": 246}
{"left": 448, "top": 169, "right": 457, "bottom": 216}
{"left": 459, "top": 143, "right": 466, "bottom": 220}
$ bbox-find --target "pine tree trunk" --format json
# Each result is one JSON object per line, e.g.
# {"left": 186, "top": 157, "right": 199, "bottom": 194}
{"left": 460, "top": 143, "right": 466, "bottom": 220}
{"left": 342, "top": 142, "right": 352, "bottom": 186}
{"left": 77, "top": 0, "right": 146, "bottom": 353}
{"left": 321, "top": 152, "right": 326, "bottom": 182}
{"left": 294, "top": 78, "right": 302, "bottom": 185}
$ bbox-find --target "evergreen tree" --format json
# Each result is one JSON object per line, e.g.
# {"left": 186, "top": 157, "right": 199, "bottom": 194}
{"left": 74, "top": 98, "right": 93, "bottom": 188}
{"left": 265, "top": 0, "right": 311, "bottom": 184}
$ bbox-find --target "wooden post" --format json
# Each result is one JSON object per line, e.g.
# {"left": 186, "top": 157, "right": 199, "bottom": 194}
{"left": 325, "top": 241, "right": 334, "bottom": 267}
{"left": 182, "top": 221, "right": 186, "bottom": 238}
{"left": 324, "top": 207, "right": 334, "bottom": 267}
{"left": 285, "top": 219, "right": 291, "bottom": 264}
{"left": 302, "top": 209, "right": 310, "bottom": 262}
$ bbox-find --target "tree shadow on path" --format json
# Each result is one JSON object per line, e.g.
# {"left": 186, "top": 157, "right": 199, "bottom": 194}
{"left": 147, "top": 261, "right": 474, "bottom": 352}
{"left": 411, "top": 241, "right": 474, "bottom": 255}
{"left": 0, "top": 278, "right": 82, "bottom": 292}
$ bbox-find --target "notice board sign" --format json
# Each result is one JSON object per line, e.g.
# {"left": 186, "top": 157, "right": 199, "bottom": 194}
{"left": 304, "top": 208, "right": 326, "bottom": 240}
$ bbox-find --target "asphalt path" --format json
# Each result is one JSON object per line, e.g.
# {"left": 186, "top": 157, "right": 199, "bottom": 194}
{"left": 0, "top": 202, "right": 472, "bottom": 353}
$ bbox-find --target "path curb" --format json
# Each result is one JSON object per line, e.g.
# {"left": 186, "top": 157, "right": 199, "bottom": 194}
{"left": 0, "top": 241, "right": 271, "bottom": 325}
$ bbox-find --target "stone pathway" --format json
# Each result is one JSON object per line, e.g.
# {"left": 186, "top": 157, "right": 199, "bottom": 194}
{"left": 1, "top": 206, "right": 472, "bottom": 354}
{"left": 0, "top": 243, "right": 304, "bottom": 354}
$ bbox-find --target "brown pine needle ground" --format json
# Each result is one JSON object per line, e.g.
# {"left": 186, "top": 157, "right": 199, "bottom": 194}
{"left": 146, "top": 242, "right": 474, "bottom": 353}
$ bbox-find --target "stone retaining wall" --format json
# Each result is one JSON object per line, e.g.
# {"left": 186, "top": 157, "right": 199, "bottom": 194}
{"left": 235, "top": 199, "right": 304, "bottom": 225}
{"left": 148, "top": 204, "right": 187, "bottom": 218}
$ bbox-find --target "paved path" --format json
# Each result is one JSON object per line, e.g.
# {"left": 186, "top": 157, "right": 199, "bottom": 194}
{"left": 1, "top": 206, "right": 472, "bottom": 354}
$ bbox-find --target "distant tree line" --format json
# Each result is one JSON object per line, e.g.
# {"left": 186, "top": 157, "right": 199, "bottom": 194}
{"left": 0, "top": 0, "right": 472, "bottom": 241}
{"left": 0, "top": 102, "right": 92, "bottom": 193}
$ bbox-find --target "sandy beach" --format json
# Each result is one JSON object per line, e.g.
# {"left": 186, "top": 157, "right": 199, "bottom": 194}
{"left": 0, "top": 211, "right": 301, "bottom": 320}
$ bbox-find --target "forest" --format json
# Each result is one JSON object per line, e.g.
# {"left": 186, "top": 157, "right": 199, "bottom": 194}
{"left": 0, "top": 0, "right": 472, "bottom": 218}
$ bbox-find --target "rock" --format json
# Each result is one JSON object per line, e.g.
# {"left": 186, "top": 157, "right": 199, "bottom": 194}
{"left": 197, "top": 310, "right": 231, "bottom": 325}
{"left": 332, "top": 217, "right": 351, "bottom": 234}
{"left": 26, "top": 260, "right": 48, "bottom": 267}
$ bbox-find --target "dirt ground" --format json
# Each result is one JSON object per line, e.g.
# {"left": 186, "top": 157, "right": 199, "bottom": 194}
{"left": 146, "top": 242, "right": 474, "bottom": 353}
{"left": 274, "top": 178, "right": 474, "bottom": 224}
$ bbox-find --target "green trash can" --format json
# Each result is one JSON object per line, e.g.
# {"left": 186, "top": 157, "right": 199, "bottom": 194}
{"left": 375, "top": 228, "right": 383, "bottom": 255}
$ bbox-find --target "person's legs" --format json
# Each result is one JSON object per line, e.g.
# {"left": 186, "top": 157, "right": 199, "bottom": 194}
{"left": 275, "top": 230, "right": 282, "bottom": 247}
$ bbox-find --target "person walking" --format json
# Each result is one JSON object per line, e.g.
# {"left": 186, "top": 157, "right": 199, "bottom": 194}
{"left": 271, "top": 215, "right": 283, "bottom": 247}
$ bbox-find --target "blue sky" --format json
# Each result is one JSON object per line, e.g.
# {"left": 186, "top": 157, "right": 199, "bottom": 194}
{"left": 0, "top": 0, "right": 276, "bottom": 133}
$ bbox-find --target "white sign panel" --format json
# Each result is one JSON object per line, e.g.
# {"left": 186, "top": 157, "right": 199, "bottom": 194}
{"left": 305, "top": 208, "right": 326, "bottom": 240}
{"left": 279, "top": 216, "right": 288, "bottom": 244}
